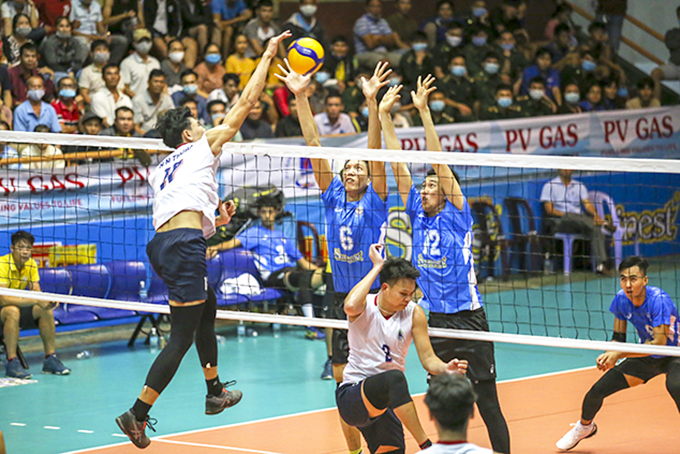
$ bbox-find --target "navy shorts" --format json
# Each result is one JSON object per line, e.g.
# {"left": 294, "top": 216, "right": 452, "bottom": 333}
{"left": 336, "top": 382, "right": 405, "bottom": 453}
{"left": 615, "top": 356, "right": 680, "bottom": 382}
{"left": 147, "top": 228, "right": 208, "bottom": 303}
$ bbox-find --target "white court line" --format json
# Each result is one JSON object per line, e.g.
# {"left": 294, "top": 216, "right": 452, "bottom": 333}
{"left": 10, "top": 423, "right": 26, "bottom": 426}
{"left": 155, "top": 439, "right": 284, "bottom": 453}
{"left": 44, "top": 426, "right": 61, "bottom": 430}
{"left": 61, "top": 365, "right": 593, "bottom": 454}
{"left": 77, "top": 430, "right": 94, "bottom": 434}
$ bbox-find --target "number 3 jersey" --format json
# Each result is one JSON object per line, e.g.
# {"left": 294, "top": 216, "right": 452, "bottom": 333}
{"left": 321, "top": 176, "right": 387, "bottom": 294}
{"left": 342, "top": 294, "right": 415, "bottom": 385}
{"left": 406, "top": 184, "right": 483, "bottom": 314}
{"left": 236, "top": 226, "right": 302, "bottom": 280}
{"left": 149, "top": 134, "right": 221, "bottom": 238}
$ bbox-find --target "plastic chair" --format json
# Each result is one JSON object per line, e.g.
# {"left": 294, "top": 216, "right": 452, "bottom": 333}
{"left": 216, "top": 249, "right": 283, "bottom": 306}
{"left": 60, "top": 264, "right": 115, "bottom": 321}
{"left": 588, "top": 190, "right": 640, "bottom": 270}
{"left": 104, "top": 261, "right": 148, "bottom": 302}
{"left": 504, "top": 197, "right": 541, "bottom": 274}
{"left": 37, "top": 267, "right": 97, "bottom": 325}
{"left": 554, "top": 232, "right": 596, "bottom": 275}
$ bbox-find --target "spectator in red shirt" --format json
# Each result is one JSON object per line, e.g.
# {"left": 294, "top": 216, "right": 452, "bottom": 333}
{"left": 51, "top": 76, "right": 81, "bottom": 133}
{"left": 8, "top": 42, "right": 55, "bottom": 107}
{"left": 34, "top": 0, "right": 72, "bottom": 33}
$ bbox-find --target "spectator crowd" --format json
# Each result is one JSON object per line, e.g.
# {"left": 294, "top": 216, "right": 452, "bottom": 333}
{"left": 0, "top": 0, "right": 674, "bottom": 166}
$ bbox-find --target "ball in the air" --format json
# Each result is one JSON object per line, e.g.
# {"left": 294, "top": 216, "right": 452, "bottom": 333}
{"left": 287, "top": 38, "right": 325, "bottom": 75}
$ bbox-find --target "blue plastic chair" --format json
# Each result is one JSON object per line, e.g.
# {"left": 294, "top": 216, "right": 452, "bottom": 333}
{"left": 146, "top": 268, "right": 169, "bottom": 305}
{"left": 216, "top": 249, "right": 284, "bottom": 306}
{"left": 59, "top": 264, "right": 118, "bottom": 321}
{"left": 38, "top": 267, "right": 97, "bottom": 325}
{"left": 104, "top": 261, "right": 148, "bottom": 302}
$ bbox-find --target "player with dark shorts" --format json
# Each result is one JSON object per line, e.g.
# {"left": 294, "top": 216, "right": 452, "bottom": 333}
{"left": 381, "top": 76, "right": 510, "bottom": 454}
{"left": 276, "top": 60, "right": 391, "bottom": 454}
{"left": 556, "top": 256, "right": 680, "bottom": 451}
{"left": 115, "top": 31, "right": 292, "bottom": 450}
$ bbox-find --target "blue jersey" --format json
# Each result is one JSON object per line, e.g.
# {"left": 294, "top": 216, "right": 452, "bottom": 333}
{"left": 609, "top": 286, "right": 679, "bottom": 357}
{"left": 406, "top": 184, "right": 482, "bottom": 313}
{"left": 321, "top": 176, "right": 387, "bottom": 293}
{"left": 236, "top": 226, "right": 302, "bottom": 280}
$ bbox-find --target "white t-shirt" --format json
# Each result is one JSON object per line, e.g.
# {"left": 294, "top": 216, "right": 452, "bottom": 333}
{"left": 539, "top": 176, "right": 589, "bottom": 215}
{"left": 421, "top": 442, "right": 493, "bottom": 454}
{"left": 149, "top": 134, "right": 221, "bottom": 238}
{"left": 342, "top": 293, "right": 415, "bottom": 385}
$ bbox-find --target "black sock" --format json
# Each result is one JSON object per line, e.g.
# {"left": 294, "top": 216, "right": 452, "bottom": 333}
{"left": 328, "top": 355, "right": 332, "bottom": 360}
{"left": 207, "top": 377, "right": 223, "bottom": 397}
{"left": 419, "top": 440, "right": 432, "bottom": 450}
{"left": 131, "top": 399, "right": 152, "bottom": 421}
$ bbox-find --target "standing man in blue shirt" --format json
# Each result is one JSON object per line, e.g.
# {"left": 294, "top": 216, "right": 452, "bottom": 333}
{"left": 556, "top": 256, "right": 680, "bottom": 451}
{"left": 380, "top": 75, "right": 510, "bottom": 454}
{"left": 277, "top": 60, "right": 390, "bottom": 454}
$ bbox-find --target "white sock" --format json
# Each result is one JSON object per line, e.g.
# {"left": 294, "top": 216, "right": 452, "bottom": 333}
{"left": 302, "top": 303, "right": 314, "bottom": 319}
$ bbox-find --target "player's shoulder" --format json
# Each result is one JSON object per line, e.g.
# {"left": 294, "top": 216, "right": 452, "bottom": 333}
{"left": 647, "top": 286, "right": 673, "bottom": 303}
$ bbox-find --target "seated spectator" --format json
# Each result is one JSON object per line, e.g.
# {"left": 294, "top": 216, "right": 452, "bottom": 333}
{"left": 560, "top": 48, "right": 598, "bottom": 93}
{"left": 413, "top": 89, "right": 467, "bottom": 125}
{"left": 463, "top": 27, "right": 495, "bottom": 75}
{"left": 78, "top": 40, "right": 113, "bottom": 106}
{"left": 239, "top": 100, "right": 274, "bottom": 139}
{"left": 211, "top": 0, "right": 252, "bottom": 60}
{"left": 544, "top": 3, "right": 577, "bottom": 43}
{"left": 0, "top": 231, "right": 71, "bottom": 380}
{"left": 1, "top": 0, "right": 44, "bottom": 44}
{"left": 0, "top": 121, "right": 22, "bottom": 169}
{"left": 579, "top": 81, "right": 606, "bottom": 112}
{"left": 206, "top": 99, "right": 225, "bottom": 128}
{"left": 586, "top": 21, "right": 613, "bottom": 63}
{"left": 517, "top": 48, "right": 561, "bottom": 104}
{"left": 457, "top": 0, "right": 492, "bottom": 37}
{"left": 386, "top": 0, "right": 417, "bottom": 45}
{"left": 34, "top": 0, "right": 71, "bottom": 34}
{"left": 420, "top": 0, "right": 455, "bottom": 47}
{"left": 120, "top": 28, "right": 161, "bottom": 100}
{"left": 651, "top": 6, "right": 680, "bottom": 101}
{"left": 283, "top": 0, "right": 326, "bottom": 50}
{"left": 441, "top": 54, "right": 476, "bottom": 119}
{"left": 547, "top": 23, "right": 577, "bottom": 68}
{"left": 180, "top": 0, "right": 214, "bottom": 59}
{"left": 13, "top": 75, "right": 61, "bottom": 132}
{"left": 61, "top": 111, "right": 105, "bottom": 161}
{"left": 225, "top": 35, "right": 255, "bottom": 90}
{"left": 432, "top": 22, "right": 464, "bottom": 79}
{"left": 100, "top": 106, "right": 151, "bottom": 164}
{"left": 275, "top": 94, "right": 302, "bottom": 137}
{"left": 161, "top": 39, "right": 190, "bottom": 90}
{"left": 179, "top": 97, "right": 201, "bottom": 123}
{"left": 479, "top": 83, "right": 525, "bottom": 120}
{"left": 323, "top": 35, "right": 357, "bottom": 92}
{"left": 8, "top": 43, "right": 55, "bottom": 107}
{"left": 171, "top": 69, "right": 211, "bottom": 124}
{"left": 626, "top": 77, "right": 660, "bottom": 110}
{"left": 540, "top": 169, "right": 611, "bottom": 274}
{"left": 143, "top": 0, "right": 198, "bottom": 69}
{"left": 399, "top": 32, "right": 434, "bottom": 96}
{"left": 601, "top": 76, "right": 627, "bottom": 110}
{"left": 51, "top": 76, "right": 81, "bottom": 134}
{"left": 207, "top": 72, "right": 241, "bottom": 111}
{"left": 557, "top": 82, "right": 583, "bottom": 114}
{"left": 71, "top": 0, "right": 128, "bottom": 65}
{"left": 41, "top": 16, "right": 89, "bottom": 80}
{"left": 102, "top": 0, "right": 138, "bottom": 65}
{"left": 23, "top": 124, "right": 65, "bottom": 169}
{"left": 314, "top": 91, "right": 358, "bottom": 135}
{"left": 91, "top": 64, "right": 133, "bottom": 127}
{"left": 497, "top": 30, "right": 528, "bottom": 85}
{"left": 489, "top": 0, "right": 525, "bottom": 39}
{"left": 341, "top": 70, "right": 367, "bottom": 119}
{"left": 519, "top": 76, "right": 556, "bottom": 117}
{"left": 474, "top": 52, "right": 504, "bottom": 109}
{"left": 0, "top": 63, "right": 12, "bottom": 124}
{"left": 353, "top": 0, "right": 407, "bottom": 69}
{"left": 132, "top": 70, "right": 175, "bottom": 134}
{"left": 243, "top": 0, "right": 281, "bottom": 59}
{"left": 2, "top": 13, "right": 35, "bottom": 66}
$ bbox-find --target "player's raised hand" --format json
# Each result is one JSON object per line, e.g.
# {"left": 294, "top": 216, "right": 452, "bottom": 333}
{"left": 411, "top": 74, "right": 437, "bottom": 111}
{"left": 446, "top": 358, "right": 468, "bottom": 375}
{"left": 216, "top": 199, "right": 237, "bottom": 227}
{"left": 275, "top": 58, "right": 312, "bottom": 96}
{"left": 263, "top": 31, "right": 292, "bottom": 59}
{"left": 362, "top": 61, "right": 391, "bottom": 101}
{"left": 368, "top": 243, "right": 385, "bottom": 267}
{"left": 378, "top": 85, "right": 402, "bottom": 114}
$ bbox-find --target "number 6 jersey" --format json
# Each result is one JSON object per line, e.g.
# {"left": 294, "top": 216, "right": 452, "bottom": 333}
{"left": 149, "top": 134, "right": 221, "bottom": 238}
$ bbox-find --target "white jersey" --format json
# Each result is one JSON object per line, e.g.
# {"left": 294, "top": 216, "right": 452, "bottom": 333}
{"left": 421, "top": 442, "right": 493, "bottom": 454}
{"left": 149, "top": 134, "right": 221, "bottom": 238}
{"left": 342, "top": 293, "right": 416, "bottom": 385}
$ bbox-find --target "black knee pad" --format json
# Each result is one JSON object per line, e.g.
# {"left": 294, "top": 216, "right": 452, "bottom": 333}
{"left": 364, "top": 370, "right": 411, "bottom": 410}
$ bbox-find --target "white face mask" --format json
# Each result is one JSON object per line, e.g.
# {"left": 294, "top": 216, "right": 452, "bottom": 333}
{"left": 446, "top": 35, "right": 462, "bottom": 47}
{"left": 169, "top": 51, "right": 185, "bottom": 63}
{"left": 300, "top": 4, "right": 317, "bottom": 17}
{"left": 529, "top": 89, "right": 544, "bottom": 101}
{"left": 135, "top": 41, "right": 152, "bottom": 54}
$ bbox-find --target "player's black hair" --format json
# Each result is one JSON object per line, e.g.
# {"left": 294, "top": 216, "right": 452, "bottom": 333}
{"left": 619, "top": 256, "right": 649, "bottom": 276}
{"left": 379, "top": 257, "right": 420, "bottom": 286}
{"left": 90, "top": 39, "right": 109, "bottom": 52}
{"left": 426, "top": 168, "right": 461, "bottom": 185}
{"left": 207, "top": 99, "right": 226, "bottom": 114}
{"left": 425, "top": 374, "right": 477, "bottom": 432}
{"left": 180, "top": 69, "right": 198, "bottom": 82}
{"left": 157, "top": 107, "right": 193, "bottom": 148}
{"left": 11, "top": 230, "right": 35, "bottom": 246}
{"left": 223, "top": 72, "right": 240, "bottom": 85}
{"left": 148, "top": 69, "right": 165, "bottom": 81}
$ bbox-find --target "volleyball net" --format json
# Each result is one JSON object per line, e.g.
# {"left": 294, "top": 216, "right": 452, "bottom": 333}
{"left": 0, "top": 129, "right": 679, "bottom": 357}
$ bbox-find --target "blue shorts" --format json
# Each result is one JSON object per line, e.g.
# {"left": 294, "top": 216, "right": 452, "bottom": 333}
{"left": 336, "top": 382, "right": 405, "bottom": 453}
{"left": 147, "top": 228, "right": 208, "bottom": 303}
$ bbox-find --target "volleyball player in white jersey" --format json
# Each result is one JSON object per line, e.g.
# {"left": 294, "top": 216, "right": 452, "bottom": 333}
{"left": 336, "top": 244, "right": 468, "bottom": 454}
{"left": 115, "top": 31, "right": 292, "bottom": 450}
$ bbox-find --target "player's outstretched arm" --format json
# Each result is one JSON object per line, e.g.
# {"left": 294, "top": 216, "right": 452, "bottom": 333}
{"left": 276, "top": 58, "right": 333, "bottom": 193}
{"left": 412, "top": 305, "right": 468, "bottom": 375}
{"left": 206, "top": 31, "right": 292, "bottom": 155}
{"left": 344, "top": 244, "right": 384, "bottom": 321}
{"left": 362, "top": 61, "right": 391, "bottom": 201}
{"left": 379, "top": 85, "right": 411, "bottom": 207}
{"left": 597, "top": 321, "right": 670, "bottom": 371}
{"left": 412, "top": 75, "right": 465, "bottom": 211}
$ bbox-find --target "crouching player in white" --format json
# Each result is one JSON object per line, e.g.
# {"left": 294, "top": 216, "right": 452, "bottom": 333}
{"left": 336, "top": 244, "right": 468, "bottom": 454}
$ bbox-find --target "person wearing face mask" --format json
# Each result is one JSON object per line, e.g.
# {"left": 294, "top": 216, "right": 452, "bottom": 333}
{"left": 421, "top": 0, "right": 455, "bottom": 47}
{"left": 473, "top": 52, "right": 504, "bottom": 110}
{"left": 179, "top": 0, "right": 215, "bottom": 59}
{"left": 560, "top": 49, "right": 598, "bottom": 95}
{"left": 323, "top": 35, "right": 358, "bottom": 92}
{"left": 412, "top": 89, "right": 465, "bottom": 126}
{"left": 353, "top": 0, "right": 408, "bottom": 70}
{"left": 132, "top": 69, "right": 175, "bottom": 134}
{"left": 479, "top": 84, "right": 524, "bottom": 120}
{"left": 1, "top": 0, "right": 42, "bottom": 42}
{"left": 462, "top": 27, "right": 494, "bottom": 75}
{"left": 79, "top": 40, "right": 115, "bottom": 106}
{"left": 13, "top": 75, "right": 62, "bottom": 132}
{"left": 120, "top": 28, "right": 161, "bottom": 100}
{"left": 283, "top": 0, "right": 327, "bottom": 50}
{"left": 518, "top": 48, "right": 561, "bottom": 105}
{"left": 51, "top": 76, "right": 83, "bottom": 134}
{"left": 143, "top": 0, "right": 199, "bottom": 69}
{"left": 399, "top": 32, "right": 434, "bottom": 98}
{"left": 172, "top": 69, "right": 211, "bottom": 124}
{"left": 432, "top": 22, "right": 464, "bottom": 79}
{"left": 458, "top": 0, "right": 491, "bottom": 35}
{"left": 341, "top": 71, "right": 368, "bottom": 120}
{"left": 496, "top": 30, "right": 527, "bottom": 85}
{"left": 211, "top": 0, "right": 252, "bottom": 61}
{"left": 440, "top": 54, "right": 476, "bottom": 119}
{"left": 517, "top": 76, "right": 556, "bottom": 117}
{"left": 242, "top": 0, "right": 282, "bottom": 59}
{"left": 488, "top": 0, "right": 524, "bottom": 39}
{"left": 161, "top": 39, "right": 189, "bottom": 89}
{"left": 386, "top": 0, "right": 417, "bottom": 45}
{"left": 102, "top": 0, "right": 138, "bottom": 64}
{"left": 601, "top": 76, "right": 627, "bottom": 110}
{"left": 1, "top": 13, "right": 35, "bottom": 66}
{"left": 8, "top": 42, "right": 56, "bottom": 106}
{"left": 557, "top": 82, "right": 583, "bottom": 114}
{"left": 70, "top": 0, "right": 117, "bottom": 51}
{"left": 41, "top": 17, "right": 88, "bottom": 83}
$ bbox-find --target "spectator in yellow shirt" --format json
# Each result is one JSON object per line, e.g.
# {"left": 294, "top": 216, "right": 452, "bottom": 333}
{"left": 226, "top": 33, "right": 256, "bottom": 90}
{"left": 0, "top": 230, "right": 70, "bottom": 379}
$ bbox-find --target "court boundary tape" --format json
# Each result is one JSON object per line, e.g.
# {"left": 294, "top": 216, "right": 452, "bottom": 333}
{"left": 60, "top": 365, "right": 597, "bottom": 454}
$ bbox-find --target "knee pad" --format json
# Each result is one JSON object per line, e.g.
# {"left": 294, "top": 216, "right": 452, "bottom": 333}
{"left": 364, "top": 370, "right": 411, "bottom": 410}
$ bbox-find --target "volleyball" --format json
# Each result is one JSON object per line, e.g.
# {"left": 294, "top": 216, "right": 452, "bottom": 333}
{"left": 287, "top": 37, "right": 325, "bottom": 75}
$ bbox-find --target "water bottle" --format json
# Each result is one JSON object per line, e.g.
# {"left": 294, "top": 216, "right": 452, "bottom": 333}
{"left": 543, "top": 252, "right": 553, "bottom": 275}
{"left": 216, "top": 334, "right": 226, "bottom": 345}
{"left": 139, "top": 280, "right": 147, "bottom": 301}
{"left": 149, "top": 327, "right": 160, "bottom": 353}
{"left": 272, "top": 323, "right": 281, "bottom": 338}
{"left": 237, "top": 320, "right": 246, "bottom": 341}
{"left": 76, "top": 350, "right": 91, "bottom": 359}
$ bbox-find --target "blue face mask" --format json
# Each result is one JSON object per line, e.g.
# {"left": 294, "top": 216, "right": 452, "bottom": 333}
{"left": 617, "top": 87, "right": 629, "bottom": 98}
{"left": 211, "top": 113, "right": 225, "bottom": 124}
{"left": 582, "top": 60, "right": 596, "bottom": 72}
{"left": 361, "top": 106, "right": 369, "bottom": 118}
{"left": 564, "top": 92, "right": 580, "bottom": 104}
{"left": 451, "top": 65, "right": 466, "bottom": 77}
{"left": 472, "top": 36, "right": 487, "bottom": 47}
{"left": 412, "top": 43, "right": 428, "bottom": 52}
{"left": 183, "top": 84, "right": 198, "bottom": 95}
{"left": 473, "top": 7, "right": 487, "bottom": 17}
{"left": 500, "top": 43, "right": 515, "bottom": 51}
{"left": 484, "top": 62, "right": 499, "bottom": 74}
{"left": 315, "top": 72, "right": 330, "bottom": 84}
{"left": 430, "top": 100, "right": 445, "bottom": 112}
{"left": 497, "top": 97, "right": 513, "bottom": 108}
{"left": 59, "top": 88, "right": 76, "bottom": 98}
{"left": 205, "top": 53, "right": 221, "bottom": 65}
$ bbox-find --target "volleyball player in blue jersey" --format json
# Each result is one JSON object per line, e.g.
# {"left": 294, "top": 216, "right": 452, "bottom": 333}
{"left": 380, "top": 76, "right": 510, "bottom": 454}
{"left": 277, "top": 60, "right": 391, "bottom": 454}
